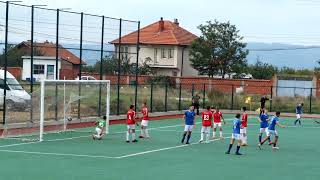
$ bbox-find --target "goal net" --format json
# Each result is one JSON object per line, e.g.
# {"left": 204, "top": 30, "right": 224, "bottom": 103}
{"left": 1, "top": 80, "right": 110, "bottom": 142}
{"left": 39, "top": 80, "right": 110, "bottom": 142}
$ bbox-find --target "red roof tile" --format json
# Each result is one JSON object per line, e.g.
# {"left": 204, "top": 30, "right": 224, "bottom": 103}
{"left": 111, "top": 19, "right": 198, "bottom": 46}
{"left": 18, "top": 41, "right": 85, "bottom": 65}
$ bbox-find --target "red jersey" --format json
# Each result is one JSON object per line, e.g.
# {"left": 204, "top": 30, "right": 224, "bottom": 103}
{"left": 213, "top": 112, "right": 223, "bottom": 123}
{"left": 127, "top": 110, "right": 136, "bottom": 125}
{"left": 241, "top": 112, "right": 248, "bottom": 128}
{"left": 141, "top": 107, "right": 149, "bottom": 120}
{"left": 202, "top": 111, "right": 213, "bottom": 127}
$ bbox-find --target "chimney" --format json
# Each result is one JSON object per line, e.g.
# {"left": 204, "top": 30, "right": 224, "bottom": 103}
{"left": 159, "top": 17, "right": 164, "bottom": 32}
{"left": 174, "top": 18, "right": 179, "bottom": 26}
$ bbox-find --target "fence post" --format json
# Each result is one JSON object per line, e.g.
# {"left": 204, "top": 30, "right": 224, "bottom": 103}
{"left": 78, "top": 12, "right": 84, "bottom": 120}
{"left": 231, "top": 84, "right": 234, "bottom": 110}
{"left": 270, "top": 86, "right": 273, "bottom": 112}
{"left": 178, "top": 83, "right": 182, "bottom": 111}
{"left": 165, "top": 83, "right": 168, "bottom": 112}
{"left": 2, "top": 1, "right": 9, "bottom": 125}
{"left": 309, "top": 88, "right": 312, "bottom": 114}
{"left": 134, "top": 21, "right": 140, "bottom": 112}
{"left": 30, "top": 5, "right": 34, "bottom": 122}
{"left": 98, "top": 15, "right": 104, "bottom": 116}
{"left": 54, "top": 8, "right": 60, "bottom": 121}
{"left": 116, "top": 18, "right": 122, "bottom": 115}
{"left": 202, "top": 83, "right": 206, "bottom": 109}
{"left": 191, "top": 83, "right": 195, "bottom": 97}
{"left": 150, "top": 82, "right": 153, "bottom": 113}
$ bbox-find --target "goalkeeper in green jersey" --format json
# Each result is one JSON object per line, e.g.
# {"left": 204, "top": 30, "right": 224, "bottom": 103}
{"left": 92, "top": 116, "right": 106, "bottom": 140}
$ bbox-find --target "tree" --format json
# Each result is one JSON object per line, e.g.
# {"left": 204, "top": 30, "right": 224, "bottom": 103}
{"left": 248, "top": 58, "right": 278, "bottom": 79}
{"left": 86, "top": 55, "right": 153, "bottom": 76}
{"left": 0, "top": 44, "right": 43, "bottom": 67}
{"left": 190, "top": 20, "right": 248, "bottom": 78}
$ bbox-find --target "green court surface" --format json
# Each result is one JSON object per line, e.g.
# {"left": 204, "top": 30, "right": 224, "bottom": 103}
{"left": 0, "top": 114, "right": 319, "bottom": 180}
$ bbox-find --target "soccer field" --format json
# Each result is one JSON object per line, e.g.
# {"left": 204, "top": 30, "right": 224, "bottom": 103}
{"left": 0, "top": 114, "right": 319, "bottom": 180}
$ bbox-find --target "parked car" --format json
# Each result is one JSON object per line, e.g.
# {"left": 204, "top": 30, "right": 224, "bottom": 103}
{"left": 0, "top": 70, "right": 31, "bottom": 111}
{"left": 75, "top": 76, "right": 97, "bottom": 80}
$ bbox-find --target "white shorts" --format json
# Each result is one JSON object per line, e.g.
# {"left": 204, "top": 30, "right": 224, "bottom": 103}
{"left": 232, "top": 133, "right": 241, "bottom": 140}
{"left": 184, "top": 125, "right": 194, "bottom": 132}
{"left": 259, "top": 128, "right": 268, "bottom": 134}
{"left": 296, "top": 114, "right": 301, "bottom": 119}
{"left": 213, "top": 122, "right": 222, "bottom": 128}
{"left": 240, "top": 127, "right": 247, "bottom": 134}
{"left": 141, "top": 120, "right": 149, "bottom": 127}
{"left": 201, "top": 126, "right": 211, "bottom": 133}
{"left": 266, "top": 129, "right": 278, "bottom": 136}
{"left": 127, "top": 125, "right": 136, "bottom": 130}
{"left": 95, "top": 127, "right": 102, "bottom": 135}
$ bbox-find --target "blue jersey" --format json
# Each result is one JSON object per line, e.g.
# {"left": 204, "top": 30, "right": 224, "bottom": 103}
{"left": 296, "top": 106, "right": 302, "bottom": 114}
{"left": 232, "top": 118, "right": 241, "bottom": 134}
{"left": 184, "top": 111, "right": 195, "bottom": 125}
{"left": 268, "top": 116, "right": 279, "bottom": 131}
{"left": 260, "top": 114, "right": 269, "bottom": 128}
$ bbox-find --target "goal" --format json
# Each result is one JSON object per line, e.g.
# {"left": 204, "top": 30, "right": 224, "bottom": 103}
{"left": 38, "top": 80, "right": 110, "bottom": 142}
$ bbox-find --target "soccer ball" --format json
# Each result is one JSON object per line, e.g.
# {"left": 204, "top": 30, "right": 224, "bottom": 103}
{"left": 67, "top": 117, "right": 72, "bottom": 121}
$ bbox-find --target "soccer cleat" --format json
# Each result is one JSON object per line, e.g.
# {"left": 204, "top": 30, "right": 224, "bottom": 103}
{"left": 225, "top": 151, "right": 230, "bottom": 154}
{"left": 258, "top": 143, "right": 262, "bottom": 150}
{"left": 139, "top": 135, "right": 144, "bottom": 139}
{"left": 126, "top": 140, "right": 130, "bottom": 143}
{"left": 92, "top": 135, "right": 96, "bottom": 140}
{"left": 186, "top": 142, "right": 190, "bottom": 144}
{"left": 235, "top": 152, "right": 243, "bottom": 155}
{"left": 132, "top": 139, "right": 138, "bottom": 143}
{"left": 272, "top": 146, "right": 279, "bottom": 150}
{"left": 199, "top": 140, "right": 203, "bottom": 143}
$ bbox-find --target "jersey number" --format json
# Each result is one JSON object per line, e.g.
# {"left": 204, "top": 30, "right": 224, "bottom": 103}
{"left": 204, "top": 115, "right": 209, "bottom": 121}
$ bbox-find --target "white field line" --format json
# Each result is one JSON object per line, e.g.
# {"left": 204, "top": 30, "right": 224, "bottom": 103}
{"left": 0, "top": 149, "right": 117, "bottom": 159}
{"left": 0, "top": 141, "right": 40, "bottom": 148}
{"left": 115, "top": 136, "right": 231, "bottom": 159}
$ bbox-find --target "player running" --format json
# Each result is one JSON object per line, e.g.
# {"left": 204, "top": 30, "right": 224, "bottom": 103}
{"left": 212, "top": 108, "right": 225, "bottom": 139}
{"left": 258, "top": 109, "right": 272, "bottom": 145}
{"left": 126, "top": 105, "right": 138, "bottom": 143}
{"left": 294, "top": 103, "right": 303, "bottom": 126}
{"left": 259, "top": 111, "right": 285, "bottom": 150}
{"left": 240, "top": 107, "right": 248, "bottom": 146}
{"left": 92, "top": 116, "right": 106, "bottom": 140}
{"left": 139, "top": 102, "right": 150, "bottom": 138}
{"left": 199, "top": 106, "right": 213, "bottom": 143}
{"left": 181, "top": 106, "right": 196, "bottom": 144}
{"left": 225, "top": 113, "right": 243, "bottom": 155}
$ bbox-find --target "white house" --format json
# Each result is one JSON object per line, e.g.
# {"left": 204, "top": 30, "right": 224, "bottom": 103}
{"left": 111, "top": 18, "right": 199, "bottom": 77}
{"left": 22, "top": 56, "right": 61, "bottom": 81}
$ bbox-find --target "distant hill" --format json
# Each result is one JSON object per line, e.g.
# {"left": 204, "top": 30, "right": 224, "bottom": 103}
{"left": 1, "top": 42, "right": 320, "bottom": 68}
{"left": 246, "top": 42, "right": 320, "bottom": 69}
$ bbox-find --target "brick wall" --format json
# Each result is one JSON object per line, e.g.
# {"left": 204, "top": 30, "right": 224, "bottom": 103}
{"left": 7, "top": 67, "right": 22, "bottom": 80}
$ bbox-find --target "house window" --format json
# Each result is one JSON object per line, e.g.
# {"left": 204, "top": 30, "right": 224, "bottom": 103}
{"left": 154, "top": 49, "right": 158, "bottom": 63}
{"left": 121, "top": 46, "right": 129, "bottom": 59}
{"left": 168, "top": 49, "right": 174, "bottom": 59}
{"left": 33, "top": 64, "right": 45, "bottom": 74}
{"left": 172, "top": 71, "right": 178, "bottom": 77}
{"left": 161, "top": 49, "right": 167, "bottom": 59}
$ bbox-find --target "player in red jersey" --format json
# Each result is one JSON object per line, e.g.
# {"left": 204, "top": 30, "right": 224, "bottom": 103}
{"left": 199, "top": 106, "right": 213, "bottom": 143}
{"left": 212, "top": 108, "right": 225, "bottom": 139}
{"left": 139, "top": 102, "right": 150, "bottom": 138}
{"left": 126, "top": 105, "right": 138, "bottom": 143}
{"left": 241, "top": 107, "right": 248, "bottom": 146}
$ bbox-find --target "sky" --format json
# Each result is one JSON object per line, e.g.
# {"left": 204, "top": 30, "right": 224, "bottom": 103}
{"left": 9, "top": 0, "right": 320, "bottom": 45}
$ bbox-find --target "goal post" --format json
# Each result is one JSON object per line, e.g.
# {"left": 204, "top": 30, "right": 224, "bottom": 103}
{"left": 39, "top": 79, "right": 111, "bottom": 142}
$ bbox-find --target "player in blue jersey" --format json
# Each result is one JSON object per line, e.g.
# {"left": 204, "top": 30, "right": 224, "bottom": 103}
{"left": 258, "top": 109, "right": 272, "bottom": 144}
{"left": 181, "top": 106, "right": 196, "bottom": 144}
{"left": 225, "top": 113, "right": 243, "bottom": 155}
{"left": 294, "top": 103, "right": 303, "bottom": 126}
{"left": 259, "top": 111, "right": 285, "bottom": 150}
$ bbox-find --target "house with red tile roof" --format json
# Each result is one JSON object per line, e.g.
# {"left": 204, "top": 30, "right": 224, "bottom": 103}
{"left": 16, "top": 41, "right": 84, "bottom": 81}
{"left": 111, "top": 18, "right": 198, "bottom": 77}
